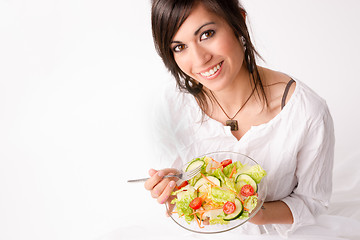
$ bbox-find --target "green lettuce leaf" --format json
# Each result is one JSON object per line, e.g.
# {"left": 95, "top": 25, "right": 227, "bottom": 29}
{"left": 171, "top": 186, "right": 197, "bottom": 223}
{"left": 210, "top": 187, "right": 235, "bottom": 203}
{"left": 224, "top": 177, "right": 236, "bottom": 192}
{"left": 222, "top": 163, "right": 235, "bottom": 177}
{"left": 239, "top": 211, "right": 249, "bottom": 219}
{"left": 171, "top": 185, "right": 196, "bottom": 197}
{"left": 242, "top": 165, "right": 266, "bottom": 183}
{"left": 212, "top": 168, "right": 226, "bottom": 184}
{"left": 243, "top": 195, "right": 258, "bottom": 213}
{"left": 235, "top": 161, "right": 244, "bottom": 171}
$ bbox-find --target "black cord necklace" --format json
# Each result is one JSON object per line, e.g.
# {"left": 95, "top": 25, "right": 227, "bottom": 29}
{"left": 210, "top": 89, "right": 254, "bottom": 131}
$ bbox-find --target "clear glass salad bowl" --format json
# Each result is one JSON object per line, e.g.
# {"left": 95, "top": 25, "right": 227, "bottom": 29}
{"left": 165, "top": 151, "right": 268, "bottom": 234}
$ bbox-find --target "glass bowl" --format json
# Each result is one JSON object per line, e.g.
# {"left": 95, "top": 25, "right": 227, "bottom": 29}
{"left": 165, "top": 151, "right": 267, "bottom": 234}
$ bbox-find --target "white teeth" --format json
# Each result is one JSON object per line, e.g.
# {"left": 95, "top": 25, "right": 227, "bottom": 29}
{"left": 200, "top": 62, "right": 222, "bottom": 77}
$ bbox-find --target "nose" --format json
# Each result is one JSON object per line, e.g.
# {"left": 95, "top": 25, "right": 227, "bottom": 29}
{"left": 190, "top": 44, "right": 211, "bottom": 67}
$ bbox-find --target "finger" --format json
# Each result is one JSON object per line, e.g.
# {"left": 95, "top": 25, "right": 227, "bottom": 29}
{"left": 144, "top": 168, "right": 179, "bottom": 191}
{"left": 150, "top": 176, "right": 178, "bottom": 199}
{"left": 151, "top": 177, "right": 171, "bottom": 198}
{"left": 157, "top": 180, "right": 176, "bottom": 204}
{"left": 148, "top": 168, "right": 157, "bottom": 177}
{"left": 151, "top": 175, "right": 179, "bottom": 199}
{"left": 144, "top": 170, "right": 164, "bottom": 191}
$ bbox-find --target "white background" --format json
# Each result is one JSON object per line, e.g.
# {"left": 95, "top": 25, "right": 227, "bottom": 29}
{"left": 0, "top": 1, "right": 359, "bottom": 240}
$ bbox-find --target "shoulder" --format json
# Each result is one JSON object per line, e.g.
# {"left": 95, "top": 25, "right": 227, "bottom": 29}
{"left": 280, "top": 78, "right": 333, "bottom": 133}
{"left": 260, "top": 67, "right": 329, "bottom": 115}
{"left": 258, "top": 67, "right": 296, "bottom": 113}
{"left": 259, "top": 67, "right": 332, "bottom": 124}
{"left": 294, "top": 80, "right": 330, "bottom": 119}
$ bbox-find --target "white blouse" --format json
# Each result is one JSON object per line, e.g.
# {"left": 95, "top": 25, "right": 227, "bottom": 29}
{"left": 151, "top": 79, "right": 335, "bottom": 237}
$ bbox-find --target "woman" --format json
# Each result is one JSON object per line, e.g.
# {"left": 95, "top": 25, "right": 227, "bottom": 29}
{"left": 144, "top": 0, "right": 334, "bottom": 236}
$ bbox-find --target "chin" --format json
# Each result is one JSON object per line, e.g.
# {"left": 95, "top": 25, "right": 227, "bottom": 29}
{"left": 202, "top": 80, "right": 231, "bottom": 93}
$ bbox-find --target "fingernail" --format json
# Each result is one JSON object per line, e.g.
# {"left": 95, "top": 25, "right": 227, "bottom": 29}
{"left": 169, "top": 181, "right": 175, "bottom": 188}
{"left": 158, "top": 171, "right": 164, "bottom": 177}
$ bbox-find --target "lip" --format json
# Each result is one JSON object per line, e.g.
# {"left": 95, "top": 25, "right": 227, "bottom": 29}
{"left": 197, "top": 61, "right": 224, "bottom": 80}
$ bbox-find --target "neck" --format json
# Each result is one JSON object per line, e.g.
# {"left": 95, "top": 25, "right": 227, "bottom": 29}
{"left": 209, "top": 68, "right": 254, "bottom": 115}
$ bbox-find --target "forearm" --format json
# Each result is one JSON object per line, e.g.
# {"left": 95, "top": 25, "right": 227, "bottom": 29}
{"left": 249, "top": 200, "right": 294, "bottom": 225}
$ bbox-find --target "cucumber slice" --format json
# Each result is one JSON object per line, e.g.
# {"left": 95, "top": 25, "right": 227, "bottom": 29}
{"left": 194, "top": 176, "right": 221, "bottom": 190}
{"left": 235, "top": 174, "right": 258, "bottom": 192}
{"left": 223, "top": 198, "right": 243, "bottom": 221}
{"left": 185, "top": 159, "right": 205, "bottom": 172}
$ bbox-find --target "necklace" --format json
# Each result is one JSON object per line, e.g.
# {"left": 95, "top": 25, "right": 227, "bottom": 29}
{"left": 210, "top": 89, "right": 254, "bottom": 131}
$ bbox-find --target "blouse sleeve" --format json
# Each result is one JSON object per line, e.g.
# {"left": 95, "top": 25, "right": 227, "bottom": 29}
{"left": 149, "top": 83, "right": 184, "bottom": 170}
{"left": 273, "top": 104, "right": 335, "bottom": 237}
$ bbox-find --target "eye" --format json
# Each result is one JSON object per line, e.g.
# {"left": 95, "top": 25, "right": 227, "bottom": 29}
{"left": 200, "top": 30, "right": 215, "bottom": 41}
{"left": 173, "top": 44, "right": 187, "bottom": 53}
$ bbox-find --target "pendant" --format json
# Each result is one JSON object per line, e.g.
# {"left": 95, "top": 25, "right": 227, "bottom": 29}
{"left": 226, "top": 120, "right": 238, "bottom": 131}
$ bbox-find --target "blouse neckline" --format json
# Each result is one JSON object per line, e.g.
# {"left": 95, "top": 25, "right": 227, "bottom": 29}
{"left": 189, "top": 79, "right": 301, "bottom": 143}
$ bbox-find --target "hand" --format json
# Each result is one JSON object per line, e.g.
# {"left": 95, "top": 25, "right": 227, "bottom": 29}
{"left": 144, "top": 168, "right": 178, "bottom": 204}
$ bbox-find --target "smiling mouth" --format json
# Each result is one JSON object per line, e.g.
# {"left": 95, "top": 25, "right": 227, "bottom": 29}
{"left": 199, "top": 61, "right": 223, "bottom": 78}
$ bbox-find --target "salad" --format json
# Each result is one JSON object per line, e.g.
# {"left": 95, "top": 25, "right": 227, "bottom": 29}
{"left": 170, "top": 155, "right": 266, "bottom": 228}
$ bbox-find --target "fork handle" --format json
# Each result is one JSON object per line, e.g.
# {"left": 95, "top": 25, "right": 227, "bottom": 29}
{"left": 127, "top": 177, "right": 151, "bottom": 183}
{"left": 127, "top": 174, "right": 180, "bottom": 183}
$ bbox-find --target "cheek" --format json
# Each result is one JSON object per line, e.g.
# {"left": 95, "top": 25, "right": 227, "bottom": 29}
{"left": 220, "top": 38, "right": 244, "bottom": 62}
{"left": 174, "top": 56, "right": 191, "bottom": 76}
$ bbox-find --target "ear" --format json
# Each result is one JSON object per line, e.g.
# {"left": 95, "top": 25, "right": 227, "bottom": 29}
{"left": 241, "top": 10, "right": 247, "bottom": 20}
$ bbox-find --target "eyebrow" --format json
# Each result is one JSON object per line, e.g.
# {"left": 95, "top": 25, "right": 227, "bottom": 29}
{"left": 194, "top": 22, "right": 215, "bottom": 35}
{"left": 171, "top": 21, "right": 216, "bottom": 44}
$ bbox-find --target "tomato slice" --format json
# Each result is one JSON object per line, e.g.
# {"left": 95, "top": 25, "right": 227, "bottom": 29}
{"left": 223, "top": 201, "right": 236, "bottom": 214}
{"left": 240, "top": 184, "right": 255, "bottom": 197}
{"left": 220, "top": 159, "right": 232, "bottom": 168}
{"left": 176, "top": 181, "right": 188, "bottom": 190}
{"left": 189, "top": 197, "right": 203, "bottom": 210}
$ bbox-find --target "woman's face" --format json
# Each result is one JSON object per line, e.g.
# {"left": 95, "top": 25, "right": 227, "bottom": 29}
{"left": 171, "top": 3, "right": 246, "bottom": 92}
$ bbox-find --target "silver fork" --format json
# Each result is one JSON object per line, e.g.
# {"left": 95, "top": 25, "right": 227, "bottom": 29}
{"left": 127, "top": 164, "right": 202, "bottom": 183}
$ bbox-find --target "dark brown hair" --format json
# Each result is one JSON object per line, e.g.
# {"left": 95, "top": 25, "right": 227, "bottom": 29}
{"left": 151, "top": 0, "right": 268, "bottom": 115}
